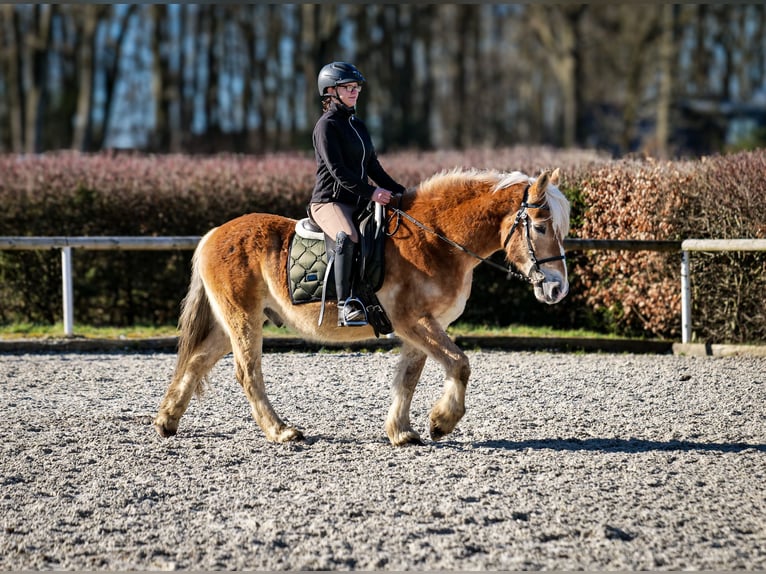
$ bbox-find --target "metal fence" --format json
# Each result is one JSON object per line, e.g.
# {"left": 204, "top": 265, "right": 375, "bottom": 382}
{"left": 1, "top": 236, "right": 765, "bottom": 343}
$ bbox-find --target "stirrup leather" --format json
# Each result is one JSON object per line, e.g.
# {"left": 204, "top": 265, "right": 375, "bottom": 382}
{"left": 338, "top": 297, "right": 368, "bottom": 327}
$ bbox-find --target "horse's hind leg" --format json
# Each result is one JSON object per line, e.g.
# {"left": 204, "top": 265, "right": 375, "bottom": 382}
{"left": 385, "top": 343, "right": 427, "bottom": 446}
{"left": 154, "top": 324, "right": 231, "bottom": 437}
{"left": 230, "top": 318, "right": 304, "bottom": 443}
{"left": 400, "top": 316, "right": 471, "bottom": 442}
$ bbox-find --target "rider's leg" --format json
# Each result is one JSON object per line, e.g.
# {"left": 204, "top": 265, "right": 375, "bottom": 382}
{"left": 309, "top": 202, "right": 359, "bottom": 243}
{"left": 333, "top": 231, "right": 365, "bottom": 325}
{"left": 309, "top": 202, "right": 366, "bottom": 327}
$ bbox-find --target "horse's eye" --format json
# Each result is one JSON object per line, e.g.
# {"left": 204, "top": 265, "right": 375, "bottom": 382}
{"left": 534, "top": 224, "right": 547, "bottom": 235}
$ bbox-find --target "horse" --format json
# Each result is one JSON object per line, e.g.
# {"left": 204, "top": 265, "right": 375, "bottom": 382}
{"left": 154, "top": 168, "right": 571, "bottom": 446}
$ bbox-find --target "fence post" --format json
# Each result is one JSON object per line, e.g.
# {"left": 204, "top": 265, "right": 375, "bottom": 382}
{"left": 680, "top": 250, "right": 691, "bottom": 343}
{"left": 61, "top": 247, "right": 74, "bottom": 337}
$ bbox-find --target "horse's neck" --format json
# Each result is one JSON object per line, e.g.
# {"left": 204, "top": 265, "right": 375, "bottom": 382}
{"left": 416, "top": 187, "right": 521, "bottom": 259}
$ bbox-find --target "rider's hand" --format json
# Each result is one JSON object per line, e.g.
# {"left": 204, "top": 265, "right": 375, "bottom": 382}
{"left": 372, "top": 187, "right": 392, "bottom": 205}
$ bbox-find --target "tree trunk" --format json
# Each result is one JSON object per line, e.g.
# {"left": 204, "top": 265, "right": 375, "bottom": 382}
{"left": 618, "top": 5, "right": 660, "bottom": 153}
{"left": 655, "top": 4, "right": 675, "bottom": 157}
{"left": 300, "top": 4, "right": 320, "bottom": 135}
{"left": 178, "top": 5, "right": 196, "bottom": 150}
{"left": 527, "top": 5, "right": 585, "bottom": 147}
{"left": 72, "top": 6, "right": 100, "bottom": 151}
{"left": 23, "top": 4, "right": 54, "bottom": 153}
{"left": 150, "top": 5, "right": 169, "bottom": 152}
{"left": 92, "top": 5, "right": 135, "bottom": 150}
{"left": 1, "top": 6, "right": 24, "bottom": 152}
{"left": 203, "top": 6, "right": 221, "bottom": 141}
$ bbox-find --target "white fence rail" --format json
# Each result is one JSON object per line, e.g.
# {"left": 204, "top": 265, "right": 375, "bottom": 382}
{"left": 0, "top": 237, "right": 201, "bottom": 336}
{"left": 1, "top": 236, "right": 765, "bottom": 342}
{"left": 0, "top": 236, "right": 201, "bottom": 250}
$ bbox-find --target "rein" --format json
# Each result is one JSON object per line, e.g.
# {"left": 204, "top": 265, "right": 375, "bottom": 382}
{"left": 387, "top": 184, "right": 565, "bottom": 284}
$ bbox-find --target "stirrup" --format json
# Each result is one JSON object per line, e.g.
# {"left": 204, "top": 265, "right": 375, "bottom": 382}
{"left": 338, "top": 297, "right": 368, "bottom": 327}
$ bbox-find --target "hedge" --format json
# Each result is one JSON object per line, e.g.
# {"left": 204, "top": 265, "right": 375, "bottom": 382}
{"left": 1, "top": 148, "right": 764, "bottom": 343}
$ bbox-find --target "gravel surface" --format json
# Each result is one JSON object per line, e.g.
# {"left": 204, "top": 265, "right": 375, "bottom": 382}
{"left": 2, "top": 349, "right": 765, "bottom": 570}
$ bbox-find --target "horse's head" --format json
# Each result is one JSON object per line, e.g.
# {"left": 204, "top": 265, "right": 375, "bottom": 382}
{"left": 500, "top": 168, "right": 570, "bottom": 304}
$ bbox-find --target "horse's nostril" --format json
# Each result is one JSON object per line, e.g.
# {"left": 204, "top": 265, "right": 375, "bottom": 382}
{"left": 549, "top": 285, "right": 560, "bottom": 300}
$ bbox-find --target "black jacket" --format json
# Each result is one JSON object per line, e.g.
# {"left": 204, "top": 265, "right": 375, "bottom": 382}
{"left": 311, "top": 101, "right": 406, "bottom": 208}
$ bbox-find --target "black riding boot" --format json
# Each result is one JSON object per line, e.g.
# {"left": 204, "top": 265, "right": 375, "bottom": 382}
{"left": 334, "top": 231, "right": 367, "bottom": 326}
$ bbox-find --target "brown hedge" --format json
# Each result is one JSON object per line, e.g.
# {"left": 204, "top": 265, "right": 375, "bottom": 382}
{"left": 1, "top": 148, "right": 763, "bottom": 343}
{"left": 569, "top": 151, "right": 766, "bottom": 341}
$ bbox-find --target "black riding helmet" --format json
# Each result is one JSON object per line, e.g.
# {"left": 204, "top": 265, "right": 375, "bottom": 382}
{"left": 317, "top": 62, "right": 366, "bottom": 96}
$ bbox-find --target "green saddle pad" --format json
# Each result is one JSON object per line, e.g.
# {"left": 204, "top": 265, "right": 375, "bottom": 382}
{"left": 287, "top": 214, "right": 386, "bottom": 306}
{"left": 288, "top": 227, "right": 335, "bottom": 304}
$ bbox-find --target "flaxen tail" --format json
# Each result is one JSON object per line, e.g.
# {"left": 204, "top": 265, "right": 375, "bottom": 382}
{"left": 172, "top": 246, "right": 217, "bottom": 396}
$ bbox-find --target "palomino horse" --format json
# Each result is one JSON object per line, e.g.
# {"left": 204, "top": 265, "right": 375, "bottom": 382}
{"left": 154, "top": 168, "right": 570, "bottom": 446}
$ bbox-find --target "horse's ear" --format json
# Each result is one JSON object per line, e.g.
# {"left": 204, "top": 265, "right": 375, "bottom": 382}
{"left": 550, "top": 167, "right": 561, "bottom": 186}
{"left": 530, "top": 170, "right": 550, "bottom": 202}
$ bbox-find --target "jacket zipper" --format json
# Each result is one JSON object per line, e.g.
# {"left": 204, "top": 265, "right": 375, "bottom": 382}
{"left": 331, "top": 116, "right": 367, "bottom": 202}
{"left": 349, "top": 116, "right": 366, "bottom": 183}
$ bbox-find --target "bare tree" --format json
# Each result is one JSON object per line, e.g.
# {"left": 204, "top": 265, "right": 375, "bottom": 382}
{"left": 615, "top": 5, "right": 662, "bottom": 152}
{"left": 299, "top": 4, "right": 321, "bottom": 135}
{"left": 527, "top": 5, "right": 587, "bottom": 148}
{"left": 689, "top": 5, "right": 713, "bottom": 97}
{"left": 655, "top": 4, "right": 675, "bottom": 157}
{"left": 1, "top": 5, "right": 24, "bottom": 152}
{"left": 71, "top": 6, "right": 103, "bottom": 151}
{"left": 149, "top": 5, "right": 177, "bottom": 152}
{"left": 411, "top": 5, "right": 436, "bottom": 149}
{"left": 300, "top": 3, "right": 342, "bottom": 117}
{"left": 430, "top": 4, "right": 461, "bottom": 148}
{"left": 203, "top": 6, "right": 221, "bottom": 143}
{"left": 0, "top": 4, "right": 763, "bottom": 155}
{"left": 719, "top": 4, "right": 765, "bottom": 102}
{"left": 93, "top": 5, "right": 137, "bottom": 150}
{"left": 16, "top": 5, "right": 56, "bottom": 153}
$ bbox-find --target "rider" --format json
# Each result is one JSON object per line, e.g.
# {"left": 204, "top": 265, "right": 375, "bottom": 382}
{"left": 309, "top": 61, "right": 406, "bottom": 327}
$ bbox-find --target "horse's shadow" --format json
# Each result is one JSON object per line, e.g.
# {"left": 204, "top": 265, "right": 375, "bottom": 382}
{"left": 300, "top": 434, "right": 766, "bottom": 453}
{"left": 468, "top": 437, "right": 766, "bottom": 454}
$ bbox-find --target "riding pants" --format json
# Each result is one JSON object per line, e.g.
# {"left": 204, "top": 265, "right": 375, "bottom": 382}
{"left": 310, "top": 202, "right": 359, "bottom": 244}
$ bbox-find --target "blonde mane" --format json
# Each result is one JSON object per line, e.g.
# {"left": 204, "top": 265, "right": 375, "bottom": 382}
{"left": 417, "top": 168, "right": 570, "bottom": 239}
{"left": 416, "top": 167, "right": 502, "bottom": 195}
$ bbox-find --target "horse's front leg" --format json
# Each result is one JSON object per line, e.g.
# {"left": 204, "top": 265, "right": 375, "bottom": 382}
{"left": 385, "top": 343, "right": 427, "bottom": 446}
{"left": 401, "top": 316, "right": 471, "bottom": 442}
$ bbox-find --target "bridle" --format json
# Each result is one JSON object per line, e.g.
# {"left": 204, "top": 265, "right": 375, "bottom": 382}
{"left": 387, "top": 184, "right": 566, "bottom": 284}
{"left": 501, "top": 184, "right": 567, "bottom": 283}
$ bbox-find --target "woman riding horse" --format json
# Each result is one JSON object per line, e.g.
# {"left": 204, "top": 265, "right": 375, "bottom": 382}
{"left": 153, "top": 166, "right": 570, "bottom": 446}
{"left": 309, "top": 62, "right": 407, "bottom": 326}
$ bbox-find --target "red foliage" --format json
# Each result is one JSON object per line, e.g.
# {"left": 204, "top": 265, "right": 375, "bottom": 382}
{"left": 1, "top": 148, "right": 764, "bottom": 342}
{"left": 570, "top": 151, "right": 766, "bottom": 341}
{"left": 571, "top": 159, "right": 694, "bottom": 337}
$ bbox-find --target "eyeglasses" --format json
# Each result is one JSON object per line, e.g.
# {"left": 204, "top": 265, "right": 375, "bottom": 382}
{"left": 338, "top": 84, "right": 362, "bottom": 93}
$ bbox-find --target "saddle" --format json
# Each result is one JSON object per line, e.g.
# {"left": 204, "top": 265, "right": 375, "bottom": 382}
{"left": 287, "top": 203, "right": 393, "bottom": 337}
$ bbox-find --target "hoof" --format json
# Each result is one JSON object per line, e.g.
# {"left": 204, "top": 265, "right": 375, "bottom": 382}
{"left": 154, "top": 417, "right": 178, "bottom": 438}
{"left": 389, "top": 430, "right": 424, "bottom": 447}
{"left": 273, "top": 426, "right": 304, "bottom": 443}
{"left": 429, "top": 405, "right": 464, "bottom": 442}
{"left": 154, "top": 421, "right": 177, "bottom": 438}
{"left": 429, "top": 419, "right": 450, "bottom": 442}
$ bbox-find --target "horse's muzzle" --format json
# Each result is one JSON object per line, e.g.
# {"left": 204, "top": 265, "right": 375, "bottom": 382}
{"left": 534, "top": 272, "right": 568, "bottom": 305}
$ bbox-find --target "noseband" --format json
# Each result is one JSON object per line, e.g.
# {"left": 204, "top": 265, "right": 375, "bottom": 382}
{"left": 388, "top": 184, "right": 566, "bottom": 284}
{"left": 502, "top": 184, "right": 566, "bottom": 284}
